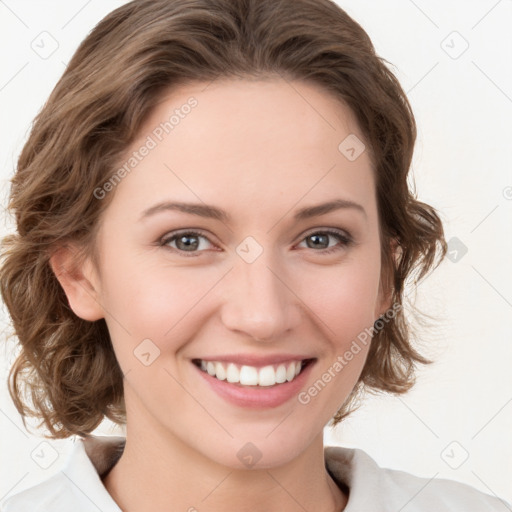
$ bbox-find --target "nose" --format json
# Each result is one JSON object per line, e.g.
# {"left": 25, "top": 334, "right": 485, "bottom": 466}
{"left": 220, "top": 252, "right": 302, "bottom": 342}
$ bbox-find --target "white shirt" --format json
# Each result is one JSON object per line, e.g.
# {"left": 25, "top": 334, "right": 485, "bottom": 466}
{"left": 2, "top": 436, "right": 508, "bottom": 511}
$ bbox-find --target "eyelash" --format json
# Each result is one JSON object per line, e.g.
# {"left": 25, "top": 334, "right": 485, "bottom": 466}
{"left": 158, "top": 228, "right": 354, "bottom": 257}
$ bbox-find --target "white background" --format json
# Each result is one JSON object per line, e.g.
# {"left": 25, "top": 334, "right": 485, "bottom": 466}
{"left": 1, "top": 0, "right": 511, "bottom": 507}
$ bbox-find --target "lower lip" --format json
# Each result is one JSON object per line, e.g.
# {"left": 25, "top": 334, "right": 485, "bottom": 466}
{"left": 193, "top": 360, "right": 316, "bottom": 409}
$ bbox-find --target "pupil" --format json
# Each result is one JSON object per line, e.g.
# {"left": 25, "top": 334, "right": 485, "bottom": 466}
{"left": 178, "top": 234, "right": 198, "bottom": 251}
{"left": 308, "top": 233, "right": 328, "bottom": 249}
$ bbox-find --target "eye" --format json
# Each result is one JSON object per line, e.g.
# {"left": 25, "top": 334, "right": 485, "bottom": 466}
{"left": 159, "top": 230, "right": 215, "bottom": 257}
{"left": 297, "top": 229, "right": 353, "bottom": 255}
{"left": 158, "top": 227, "right": 353, "bottom": 257}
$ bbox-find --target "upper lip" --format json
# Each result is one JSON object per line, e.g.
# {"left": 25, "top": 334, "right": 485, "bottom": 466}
{"left": 192, "top": 354, "right": 316, "bottom": 367}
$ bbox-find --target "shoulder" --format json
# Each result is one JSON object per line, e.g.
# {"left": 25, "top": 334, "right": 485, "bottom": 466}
{"left": 324, "top": 445, "right": 509, "bottom": 512}
{"left": 1, "top": 473, "right": 76, "bottom": 512}
{"left": 1, "top": 436, "right": 124, "bottom": 512}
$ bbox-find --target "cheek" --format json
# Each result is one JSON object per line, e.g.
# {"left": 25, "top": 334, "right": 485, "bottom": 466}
{"left": 299, "top": 254, "right": 382, "bottom": 344}
{"left": 99, "top": 234, "right": 382, "bottom": 366}
{"left": 99, "top": 256, "right": 218, "bottom": 360}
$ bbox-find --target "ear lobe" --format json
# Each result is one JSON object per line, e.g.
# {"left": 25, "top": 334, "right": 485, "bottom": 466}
{"left": 49, "top": 244, "right": 104, "bottom": 322}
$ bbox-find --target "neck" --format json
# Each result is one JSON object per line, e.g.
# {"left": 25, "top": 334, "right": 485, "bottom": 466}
{"left": 102, "top": 404, "right": 347, "bottom": 512}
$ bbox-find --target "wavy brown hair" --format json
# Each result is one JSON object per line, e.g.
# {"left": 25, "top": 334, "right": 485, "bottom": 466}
{"left": 0, "top": 0, "right": 446, "bottom": 438}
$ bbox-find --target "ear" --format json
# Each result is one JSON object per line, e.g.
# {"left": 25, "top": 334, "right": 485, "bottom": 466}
{"left": 375, "top": 238, "right": 401, "bottom": 318}
{"left": 49, "top": 244, "right": 105, "bottom": 321}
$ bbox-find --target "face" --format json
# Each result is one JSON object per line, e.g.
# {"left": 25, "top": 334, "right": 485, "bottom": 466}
{"left": 65, "top": 78, "right": 390, "bottom": 469}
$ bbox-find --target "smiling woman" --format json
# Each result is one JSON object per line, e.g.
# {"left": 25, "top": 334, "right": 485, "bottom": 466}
{"left": 0, "top": 0, "right": 508, "bottom": 511}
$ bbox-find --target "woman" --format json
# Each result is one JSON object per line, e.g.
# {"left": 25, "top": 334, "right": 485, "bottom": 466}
{"left": 0, "top": 0, "right": 508, "bottom": 510}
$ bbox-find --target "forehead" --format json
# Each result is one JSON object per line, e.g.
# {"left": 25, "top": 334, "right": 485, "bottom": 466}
{"left": 106, "top": 77, "right": 376, "bottom": 225}
{"left": 142, "top": 77, "right": 364, "bottom": 159}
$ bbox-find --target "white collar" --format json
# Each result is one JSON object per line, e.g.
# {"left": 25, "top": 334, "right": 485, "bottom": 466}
{"left": 3, "top": 435, "right": 505, "bottom": 511}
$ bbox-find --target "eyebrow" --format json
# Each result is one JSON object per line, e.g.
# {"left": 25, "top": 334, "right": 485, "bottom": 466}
{"left": 139, "top": 198, "right": 366, "bottom": 223}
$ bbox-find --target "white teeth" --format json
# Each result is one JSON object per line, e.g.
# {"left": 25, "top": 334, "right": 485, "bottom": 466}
{"left": 206, "top": 361, "right": 216, "bottom": 376}
{"left": 197, "top": 359, "right": 305, "bottom": 386}
{"left": 258, "top": 365, "right": 276, "bottom": 386}
{"left": 275, "top": 364, "right": 287, "bottom": 383}
{"left": 215, "top": 362, "right": 226, "bottom": 380}
{"left": 239, "top": 365, "right": 259, "bottom": 385}
{"left": 226, "top": 363, "right": 239, "bottom": 383}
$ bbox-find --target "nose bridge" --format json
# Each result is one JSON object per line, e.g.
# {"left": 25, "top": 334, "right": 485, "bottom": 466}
{"left": 220, "top": 246, "right": 300, "bottom": 341}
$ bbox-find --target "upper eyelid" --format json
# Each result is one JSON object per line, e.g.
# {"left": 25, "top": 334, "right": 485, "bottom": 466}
{"left": 160, "top": 228, "right": 214, "bottom": 244}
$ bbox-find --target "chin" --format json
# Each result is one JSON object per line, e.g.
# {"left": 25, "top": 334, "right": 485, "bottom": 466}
{"left": 192, "top": 426, "right": 317, "bottom": 471}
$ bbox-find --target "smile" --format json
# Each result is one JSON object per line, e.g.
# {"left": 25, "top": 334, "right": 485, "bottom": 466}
{"left": 192, "top": 358, "right": 315, "bottom": 387}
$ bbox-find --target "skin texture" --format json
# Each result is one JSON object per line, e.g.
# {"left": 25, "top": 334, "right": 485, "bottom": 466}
{"left": 51, "top": 78, "right": 393, "bottom": 512}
